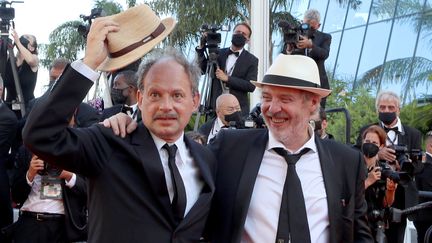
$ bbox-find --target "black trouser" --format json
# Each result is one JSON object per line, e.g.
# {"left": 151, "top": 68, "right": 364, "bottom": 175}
{"left": 385, "top": 218, "right": 407, "bottom": 243}
{"left": 5, "top": 212, "right": 68, "bottom": 243}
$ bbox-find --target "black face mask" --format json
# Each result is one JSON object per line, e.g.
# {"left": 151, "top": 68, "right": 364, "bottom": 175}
{"left": 379, "top": 112, "right": 397, "bottom": 126}
{"left": 19, "top": 36, "right": 30, "bottom": 49}
{"left": 111, "top": 88, "right": 128, "bottom": 105}
{"left": 224, "top": 111, "right": 243, "bottom": 125}
{"left": 361, "top": 143, "right": 380, "bottom": 158}
{"left": 231, "top": 34, "right": 246, "bottom": 48}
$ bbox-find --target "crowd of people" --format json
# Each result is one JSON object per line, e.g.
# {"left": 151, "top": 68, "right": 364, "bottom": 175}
{"left": 0, "top": 3, "right": 431, "bottom": 243}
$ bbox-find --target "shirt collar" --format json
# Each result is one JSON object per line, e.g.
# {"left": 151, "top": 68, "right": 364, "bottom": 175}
{"left": 150, "top": 131, "right": 188, "bottom": 164}
{"left": 381, "top": 117, "right": 403, "bottom": 133}
{"left": 267, "top": 125, "right": 317, "bottom": 154}
{"left": 229, "top": 47, "right": 244, "bottom": 56}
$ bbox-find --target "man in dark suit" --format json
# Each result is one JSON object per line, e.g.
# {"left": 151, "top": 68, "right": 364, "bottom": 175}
{"left": 355, "top": 90, "right": 423, "bottom": 243}
{"left": 290, "top": 9, "right": 331, "bottom": 108}
{"left": 414, "top": 131, "right": 432, "bottom": 243}
{"left": 101, "top": 70, "right": 142, "bottom": 122}
{"left": 206, "top": 54, "right": 373, "bottom": 242}
{"left": 199, "top": 93, "right": 242, "bottom": 143}
{"left": 0, "top": 77, "right": 18, "bottom": 243}
{"left": 196, "top": 22, "right": 258, "bottom": 118}
{"left": 22, "top": 6, "right": 216, "bottom": 242}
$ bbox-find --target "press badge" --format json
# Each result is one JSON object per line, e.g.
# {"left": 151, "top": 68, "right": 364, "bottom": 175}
{"left": 40, "top": 176, "right": 63, "bottom": 199}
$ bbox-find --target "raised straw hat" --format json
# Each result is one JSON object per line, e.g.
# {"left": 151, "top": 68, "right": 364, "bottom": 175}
{"left": 97, "top": 4, "right": 176, "bottom": 71}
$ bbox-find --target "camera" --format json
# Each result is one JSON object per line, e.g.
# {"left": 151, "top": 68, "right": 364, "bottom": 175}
{"left": 200, "top": 24, "right": 223, "bottom": 55}
{"left": 77, "top": 8, "right": 105, "bottom": 38}
{"left": 278, "top": 20, "right": 313, "bottom": 54}
{"left": 0, "top": 1, "right": 16, "bottom": 33}
{"left": 390, "top": 145, "right": 422, "bottom": 175}
{"left": 245, "top": 103, "right": 266, "bottom": 129}
{"left": 38, "top": 162, "right": 62, "bottom": 177}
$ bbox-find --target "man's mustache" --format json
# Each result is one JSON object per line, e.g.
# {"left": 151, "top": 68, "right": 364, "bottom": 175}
{"left": 153, "top": 113, "right": 178, "bottom": 119}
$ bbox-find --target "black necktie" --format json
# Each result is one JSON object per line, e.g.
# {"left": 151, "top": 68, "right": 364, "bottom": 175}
{"left": 162, "top": 144, "right": 186, "bottom": 224}
{"left": 228, "top": 49, "right": 240, "bottom": 57}
{"left": 273, "top": 147, "right": 311, "bottom": 243}
{"left": 384, "top": 126, "right": 398, "bottom": 133}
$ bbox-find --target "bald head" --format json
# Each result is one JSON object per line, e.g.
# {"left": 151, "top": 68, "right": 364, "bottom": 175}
{"left": 216, "top": 94, "right": 241, "bottom": 125}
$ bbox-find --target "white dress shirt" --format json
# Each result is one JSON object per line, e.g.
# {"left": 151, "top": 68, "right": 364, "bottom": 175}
{"left": 207, "top": 117, "right": 226, "bottom": 144}
{"left": 150, "top": 132, "right": 204, "bottom": 216}
{"left": 382, "top": 117, "right": 403, "bottom": 146}
{"left": 241, "top": 129, "right": 329, "bottom": 243}
{"left": 21, "top": 173, "right": 76, "bottom": 214}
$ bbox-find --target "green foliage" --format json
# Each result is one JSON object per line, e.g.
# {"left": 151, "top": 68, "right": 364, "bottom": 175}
{"left": 326, "top": 78, "right": 377, "bottom": 144}
{"left": 41, "top": 0, "right": 123, "bottom": 68}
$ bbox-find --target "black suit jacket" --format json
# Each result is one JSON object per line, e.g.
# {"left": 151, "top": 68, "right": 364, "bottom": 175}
{"left": 198, "top": 118, "right": 216, "bottom": 143}
{"left": 197, "top": 47, "right": 258, "bottom": 117}
{"left": 0, "top": 102, "right": 18, "bottom": 233}
{"left": 22, "top": 65, "right": 217, "bottom": 242}
{"left": 414, "top": 154, "right": 432, "bottom": 221}
{"left": 206, "top": 129, "right": 373, "bottom": 243}
{"left": 101, "top": 104, "right": 142, "bottom": 122}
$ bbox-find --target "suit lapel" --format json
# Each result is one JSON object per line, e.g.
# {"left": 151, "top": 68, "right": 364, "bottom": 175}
{"left": 315, "top": 137, "right": 342, "bottom": 243}
{"left": 231, "top": 130, "right": 268, "bottom": 242}
{"left": 131, "top": 125, "right": 174, "bottom": 226}
{"left": 179, "top": 137, "right": 215, "bottom": 226}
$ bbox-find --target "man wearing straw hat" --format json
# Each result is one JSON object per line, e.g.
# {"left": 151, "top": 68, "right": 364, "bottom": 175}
{"left": 22, "top": 4, "right": 216, "bottom": 243}
{"left": 102, "top": 54, "right": 374, "bottom": 242}
{"left": 205, "top": 54, "right": 373, "bottom": 243}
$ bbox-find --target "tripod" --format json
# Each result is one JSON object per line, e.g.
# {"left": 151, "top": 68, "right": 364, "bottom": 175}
{"left": 0, "top": 1, "right": 25, "bottom": 117}
{"left": 193, "top": 51, "right": 219, "bottom": 131}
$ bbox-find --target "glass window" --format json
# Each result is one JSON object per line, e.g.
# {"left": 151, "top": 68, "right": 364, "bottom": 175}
{"left": 326, "top": 31, "right": 341, "bottom": 80}
{"left": 356, "top": 20, "right": 392, "bottom": 83}
{"left": 332, "top": 27, "right": 366, "bottom": 79}
{"left": 386, "top": 16, "right": 418, "bottom": 61}
{"left": 321, "top": 0, "right": 347, "bottom": 33}
{"left": 396, "top": 0, "right": 425, "bottom": 17}
{"left": 345, "top": 0, "right": 373, "bottom": 29}
{"left": 369, "top": 0, "right": 395, "bottom": 23}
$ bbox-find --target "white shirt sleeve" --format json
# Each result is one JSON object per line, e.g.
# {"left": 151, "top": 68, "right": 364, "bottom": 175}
{"left": 70, "top": 60, "right": 100, "bottom": 82}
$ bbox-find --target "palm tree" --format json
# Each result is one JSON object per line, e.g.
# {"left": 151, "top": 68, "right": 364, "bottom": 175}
{"left": 40, "top": 0, "right": 124, "bottom": 67}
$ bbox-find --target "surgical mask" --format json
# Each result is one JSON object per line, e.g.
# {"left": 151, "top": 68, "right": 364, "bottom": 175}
{"left": 224, "top": 111, "right": 243, "bottom": 126}
{"left": 111, "top": 87, "right": 128, "bottom": 105}
{"left": 361, "top": 143, "right": 380, "bottom": 158}
{"left": 379, "top": 112, "right": 397, "bottom": 126}
{"left": 231, "top": 34, "right": 246, "bottom": 48}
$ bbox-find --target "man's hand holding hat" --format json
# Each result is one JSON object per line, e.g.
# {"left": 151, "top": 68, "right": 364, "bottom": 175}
{"left": 83, "top": 17, "right": 119, "bottom": 70}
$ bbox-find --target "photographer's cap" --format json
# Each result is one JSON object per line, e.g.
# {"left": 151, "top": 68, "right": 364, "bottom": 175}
{"left": 97, "top": 4, "right": 176, "bottom": 72}
{"left": 252, "top": 54, "right": 331, "bottom": 98}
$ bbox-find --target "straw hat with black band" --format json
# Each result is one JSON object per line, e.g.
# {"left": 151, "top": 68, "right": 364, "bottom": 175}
{"left": 252, "top": 54, "right": 331, "bottom": 98}
{"left": 97, "top": 4, "right": 176, "bottom": 72}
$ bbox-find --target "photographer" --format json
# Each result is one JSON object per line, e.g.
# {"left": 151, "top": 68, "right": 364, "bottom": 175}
{"left": 285, "top": 9, "right": 331, "bottom": 108}
{"left": 196, "top": 22, "right": 258, "bottom": 118}
{"left": 3, "top": 111, "right": 88, "bottom": 243}
{"left": 198, "top": 94, "right": 243, "bottom": 144}
{"left": 3, "top": 29, "right": 39, "bottom": 117}
{"left": 413, "top": 131, "right": 432, "bottom": 243}
{"left": 362, "top": 126, "right": 398, "bottom": 239}
{"left": 356, "top": 91, "right": 423, "bottom": 243}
